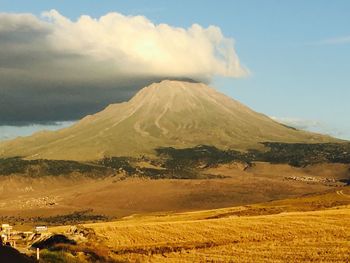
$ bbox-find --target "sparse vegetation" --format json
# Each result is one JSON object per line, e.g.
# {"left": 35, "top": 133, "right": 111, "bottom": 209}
{"left": 39, "top": 243, "right": 121, "bottom": 263}
{"left": 39, "top": 249, "right": 82, "bottom": 263}
{"left": 33, "top": 235, "right": 77, "bottom": 249}
{"left": 0, "top": 157, "right": 109, "bottom": 177}
{"left": 1, "top": 143, "right": 349, "bottom": 178}
{"left": 98, "top": 153, "right": 225, "bottom": 179}
{"left": 98, "top": 156, "right": 137, "bottom": 175}
{"left": 0, "top": 211, "right": 110, "bottom": 226}
{"left": 34, "top": 210, "right": 109, "bottom": 225}
{"left": 156, "top": 145, "right": 250, "bottom": 172}
{"left": 156, "top": 142, "right": 350, "bottom": 169}
{"left": 258, "top": 142, "right": 350, "bottom": 166}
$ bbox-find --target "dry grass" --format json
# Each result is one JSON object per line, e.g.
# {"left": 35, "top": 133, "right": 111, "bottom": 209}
{"left": 50, "top": 190, "right": 350, "bottom": 262}
{"left": 97, "top": 209, "right": 350, "bottom": 262}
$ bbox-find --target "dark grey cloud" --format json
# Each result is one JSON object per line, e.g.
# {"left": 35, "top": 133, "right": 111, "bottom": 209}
{"left": 0, "top": 78, "right": 162, "bottom": 125}
{"left": 0, "top": 14, "right": 165, "bottom": 124}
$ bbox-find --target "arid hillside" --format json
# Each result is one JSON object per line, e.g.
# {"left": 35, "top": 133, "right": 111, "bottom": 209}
{"left": 0, "top": 80, "right": 338, "bottom": 161}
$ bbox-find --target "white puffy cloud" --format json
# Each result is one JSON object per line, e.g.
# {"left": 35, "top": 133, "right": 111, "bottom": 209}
{"left": 270, "top": 116, "right": 349, "bottom": 139}
{"left": 0, "top": 10, "right": 247, "bottom": 124}
{"left": 41, "top": 10, "right": 247, "bottom": 78}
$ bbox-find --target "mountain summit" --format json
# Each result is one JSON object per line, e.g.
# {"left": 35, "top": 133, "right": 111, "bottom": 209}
{"left": 0, "top": 80, "right": 337, "bottom": 160}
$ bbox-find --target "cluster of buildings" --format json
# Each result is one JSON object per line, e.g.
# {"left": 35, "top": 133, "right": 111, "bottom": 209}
{"left": 0, "top": 223, "right": 48, "bottom": 247}
{"left": 284, "top": 175, "right": 337, "bottom": 184}
{"left": 0, "top": 224, "right": 13, "bottom": 245}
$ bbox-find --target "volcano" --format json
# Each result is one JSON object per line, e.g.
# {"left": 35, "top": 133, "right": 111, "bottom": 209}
{"left": 0, "top": 80, "right": 337, "bottom": 160}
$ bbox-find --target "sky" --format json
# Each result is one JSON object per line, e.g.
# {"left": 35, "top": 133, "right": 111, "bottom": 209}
{"left": 0, "top": 0, "right": 349, "bottom": 140}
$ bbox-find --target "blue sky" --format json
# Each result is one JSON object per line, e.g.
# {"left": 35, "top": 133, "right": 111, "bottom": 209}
{"left": 0, "top": 0, "right": 349, "bottom": 140}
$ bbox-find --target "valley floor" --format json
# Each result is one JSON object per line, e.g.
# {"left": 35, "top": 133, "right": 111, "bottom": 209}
{"left": 1, "top": 162, "right": 348, "bottom": 224}
{"left": 47, "top": 189, "right": 350, "bottom": 262}
{"left": 1, "top": 162, "right": 349, "bottom": 262}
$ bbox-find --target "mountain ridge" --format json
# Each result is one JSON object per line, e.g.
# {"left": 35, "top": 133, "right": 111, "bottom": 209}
{"left": 0, "top": 80, "right": 339, "bottom": 160}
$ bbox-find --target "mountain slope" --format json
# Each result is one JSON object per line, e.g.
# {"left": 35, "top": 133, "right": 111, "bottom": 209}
{"left": 0, "top": 80, "right": 339, "bottom": 160}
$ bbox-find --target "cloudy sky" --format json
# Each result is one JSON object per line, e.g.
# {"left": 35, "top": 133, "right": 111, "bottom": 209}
{"left": 0, "top": 0, "right": 349, "bottom": 140}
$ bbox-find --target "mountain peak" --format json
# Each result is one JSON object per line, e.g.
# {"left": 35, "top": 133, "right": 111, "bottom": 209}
{"left": 140, "top": 79, "right": 208, "bottom": 92}
{"left": 0, "top": 81, "right": 338, "bottom": 160}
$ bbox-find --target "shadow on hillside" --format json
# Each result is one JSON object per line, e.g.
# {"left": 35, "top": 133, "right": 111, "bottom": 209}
{"left": 0, "top": 246, "right": 34, "bottom": 263}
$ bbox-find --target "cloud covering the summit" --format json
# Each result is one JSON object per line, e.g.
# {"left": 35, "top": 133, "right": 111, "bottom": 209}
{"left": 0, "top": 10, "right": 247, "bottom": 125}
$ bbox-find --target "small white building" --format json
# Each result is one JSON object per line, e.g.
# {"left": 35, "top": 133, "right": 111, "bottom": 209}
{"left": 34, "top": 226, "right": 48, "bottom": 233}
{"left": 1, "top": 233, "right": 7, "bottom": 242}
{"left": 1, "top": 224, "right": 13, "bottom": 244}
{"left": 1, "top": 224, "right": 13, "bottom": 234}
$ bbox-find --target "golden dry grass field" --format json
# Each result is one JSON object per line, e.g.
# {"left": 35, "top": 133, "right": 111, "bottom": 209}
{"left": 50, "top": 188, "right": 350, "bottom": 262}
